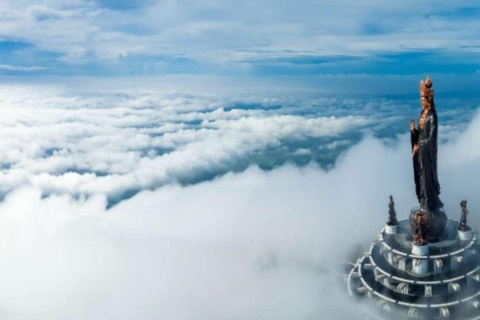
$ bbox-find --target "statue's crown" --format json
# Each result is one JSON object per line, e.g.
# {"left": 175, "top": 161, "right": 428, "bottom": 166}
{"left": 420, "top": 76, "right": 434, "bottom": 103}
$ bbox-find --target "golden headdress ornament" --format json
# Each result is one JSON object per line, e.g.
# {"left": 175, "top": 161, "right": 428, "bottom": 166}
{"left": 419, "top": 76, "right": 434, "bottom": 105}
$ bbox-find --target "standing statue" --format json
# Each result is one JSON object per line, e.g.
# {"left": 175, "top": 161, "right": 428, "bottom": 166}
{"left": 410, "top": 76, "right": 444, "bottom": 211}
{"left": 387, "top": 195, "right": 398, "bottom": 226}
{"left": 459, "top": 200, "right": 470, "bottom": 232}
{"left": 409, "top": 77, "right": 446, "bottom": 242}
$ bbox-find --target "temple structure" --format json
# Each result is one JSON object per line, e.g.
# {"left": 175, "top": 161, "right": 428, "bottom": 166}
{"left": 347, "top": 200, "right": 480, "bottom": 319}
{"left": 347, "top": 78, "right": 480, "bottom": 319}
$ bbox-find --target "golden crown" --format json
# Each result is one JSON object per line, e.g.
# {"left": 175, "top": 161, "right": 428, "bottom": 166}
{"left": 420, "top": 76, "right": 434, "bottom": 103}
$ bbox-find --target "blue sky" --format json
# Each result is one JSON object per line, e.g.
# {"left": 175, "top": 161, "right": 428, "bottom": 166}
{"left": 2, "top": 1, "right": 480, "bottom": 79}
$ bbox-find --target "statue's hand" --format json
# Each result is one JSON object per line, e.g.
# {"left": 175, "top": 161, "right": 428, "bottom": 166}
{"left": 412, "top": 144, "right": 419, "bottom": 157}
{"left": 410, "top": 119, "right": 415, "bottom": 132}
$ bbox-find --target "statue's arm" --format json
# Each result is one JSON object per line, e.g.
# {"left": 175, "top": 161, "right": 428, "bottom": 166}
{"left": 419, "top": 114, "right": 436, "bottom": 147}
{"left": 411, "top": 127, "right": 419, "bottom": 149}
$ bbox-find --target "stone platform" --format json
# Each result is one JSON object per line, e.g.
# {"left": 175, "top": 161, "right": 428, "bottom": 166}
{"left": 347, "top": 219, "right": 480, "bottom": 319}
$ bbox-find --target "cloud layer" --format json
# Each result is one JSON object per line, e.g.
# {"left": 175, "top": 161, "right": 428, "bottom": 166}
{"left": 0, "top": 107, "right": 480, "bottom": 319}
{"left": 0, "top": 82, "right": 478, "bottom": 319}
{"left": 0, "top": 83, "right": 475, "bottom": 206}
{"left": 0, "top": 84, "right": 377, "bottom": 204}
{"left": 2, "top": 1, "right": 480, "bottom": 75}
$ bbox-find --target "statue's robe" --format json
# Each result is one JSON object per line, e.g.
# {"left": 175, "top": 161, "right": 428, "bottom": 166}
{"left": 411, "top": 108, "right": 444, "bottom": 212}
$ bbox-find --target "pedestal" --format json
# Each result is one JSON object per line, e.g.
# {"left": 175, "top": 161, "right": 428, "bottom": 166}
{"left": 385, "top": 224, "right": 398, "bottom": 235}
{"left": 410, "top": 206, "right": 447, "bottom": 242}
{"left": 458, "top": 229, "right": 473, "bottom": 241}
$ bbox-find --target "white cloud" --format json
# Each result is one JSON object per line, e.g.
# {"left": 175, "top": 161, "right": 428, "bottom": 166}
{"left": 0, "top": 77, "right": 473, "bottom": 320}
{"left": 293, "top": 148, "right": 311, "bottom": 155}
{"left": 0, "top": 81, "right": 472, "bottom": 208}
{"left": 0, "top": 146, "right": 395, "bottom": 320}
{"left": 0, "top": 105, "right": 479, "bottom": 319}
{"left": 0, "top": 85, "right": 376, "bottom": 202}
{"left": 0, "top": 1, "right": 480, "bottom": 67}
{"left": 319, "top": 139, "right": 351, "bottom": 150}
{"left": 0, "top": 65, "right": 47, "bottom": 71}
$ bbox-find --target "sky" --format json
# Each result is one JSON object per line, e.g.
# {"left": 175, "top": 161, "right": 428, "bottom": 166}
{"left": 1, "top": 1, "right": 480, "bottom": 80}
{"left": 2, "top": 1, "right": 480, "bottom": 320}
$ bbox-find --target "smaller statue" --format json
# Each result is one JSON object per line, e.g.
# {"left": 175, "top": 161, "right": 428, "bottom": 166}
{"left": 458, "top": 200, "right": 470, "bottom": 232}
{"left": 411, "top": 212, "right": 428, "bottom": 246}
{"left": 387, "top": 195, "right": 398, "bottom": 226}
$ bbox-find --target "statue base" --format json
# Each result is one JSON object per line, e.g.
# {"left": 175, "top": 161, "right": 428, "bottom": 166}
{"left": 458, "top": 229, "right": 473, "bottom": 241}
{"left": 409, "top": 206, "right": 447, "bottom": 243}
{"left": 385, "top": 224, "right": 398, "bottom": 235}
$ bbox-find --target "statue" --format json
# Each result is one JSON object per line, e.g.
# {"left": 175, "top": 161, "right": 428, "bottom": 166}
{"left": 409, "top": 77, "right": 446, "bottom": 241}
{"left": 458, "top": 200, "right": 470, "bottom": 232}
{"left": 410, "top": 77, "right": 444, "bottom": 211}
{"left": 387, "top": 195, "right": 398, "bottom": 226}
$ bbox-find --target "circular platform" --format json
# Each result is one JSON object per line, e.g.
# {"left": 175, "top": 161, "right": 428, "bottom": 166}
{"left": 347, "top": 218, "right": 480, "bottom": 320}
{"left": 391, "top": 219, "right": 461, "bottom": 253}
{"left": 380, "top": 219, "right": 476, "bottom": 262}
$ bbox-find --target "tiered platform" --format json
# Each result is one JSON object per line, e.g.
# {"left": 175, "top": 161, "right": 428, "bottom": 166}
{"left": 348, "top": 219, "right": 480, "bottom": 319}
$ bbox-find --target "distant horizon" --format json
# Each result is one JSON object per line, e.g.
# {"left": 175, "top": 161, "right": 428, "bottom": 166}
{"left": 3, "top": 73, "right": 480, "bottom": 99}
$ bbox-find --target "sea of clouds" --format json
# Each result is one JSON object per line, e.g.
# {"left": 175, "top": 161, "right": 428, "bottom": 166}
{"left": 0, "top": 83, "right": 479, "bottom": 319}
{"left": 0, "top": 83, "right": 474, "bottom": 205}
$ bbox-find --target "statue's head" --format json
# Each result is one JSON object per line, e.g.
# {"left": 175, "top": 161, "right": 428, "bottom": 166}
{"left": 420, "top": 76, "right": 434, "bottom": 110}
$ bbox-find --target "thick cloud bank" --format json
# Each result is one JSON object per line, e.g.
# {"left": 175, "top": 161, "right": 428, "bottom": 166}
{"left": 0, "top": 84, "right": 474, "bottom": 207}
{"left": 0, "top": 104, "right": 479, "bottom": 319}
{"left": 0, "top": 84, "right": 478, "bottom": 319}
{"left": 0, "top": 85, "right": 374, "bottom": 202}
